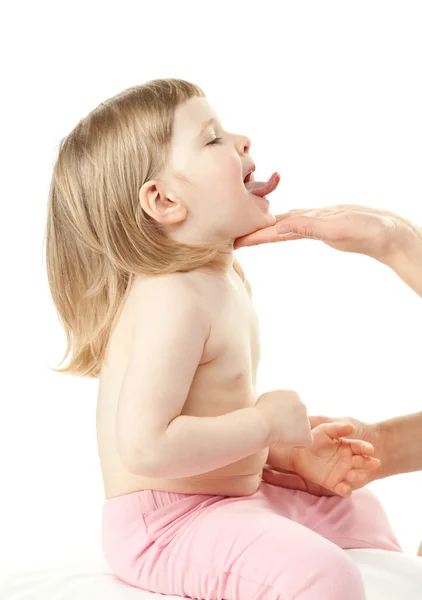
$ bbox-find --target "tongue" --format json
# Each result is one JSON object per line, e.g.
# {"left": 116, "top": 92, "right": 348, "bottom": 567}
{"left": 245, "top": 172, "right": 280, "bottom": 197}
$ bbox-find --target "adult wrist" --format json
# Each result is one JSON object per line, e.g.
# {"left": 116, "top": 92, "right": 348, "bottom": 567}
{"left": 369, "top": 420, "right": 394, "bottom": 481}
{"left": 369, "top": 412, "right": 422, "bottom": 480}
{"left": 377, "top": 218, "right": 410, "bottom": 265}
{"left": 380, "top": 219, "right": 422, "bottom": 296}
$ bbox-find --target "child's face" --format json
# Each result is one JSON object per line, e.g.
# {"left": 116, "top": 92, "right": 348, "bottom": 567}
{"left": 163, "top": 96, "right": 277, "bottom": 244}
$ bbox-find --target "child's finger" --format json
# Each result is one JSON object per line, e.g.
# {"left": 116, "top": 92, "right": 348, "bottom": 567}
{"left": 318, "top": 422, "right": 355, "bottom": 439}
{"left": 345, "top": 470, "right": 372, "bottom": 485}
{"left": 351, "top": 456, "right": 381, "bottom": 470}
{"left": 346, "top": 439, "right": 375, "bottom": 456}
{"left": 334, "top": 482, "right": 352, "bottom": 497}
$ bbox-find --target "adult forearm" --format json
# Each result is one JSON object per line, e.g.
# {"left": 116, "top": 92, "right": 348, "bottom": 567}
{"left": 371, "top": 412, "right": 422, "bottom": 480}
{"left": 383, "top": 222, "right": 422, "bottom": 297}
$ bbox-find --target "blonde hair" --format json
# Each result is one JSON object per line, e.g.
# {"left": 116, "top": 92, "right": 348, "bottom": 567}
{"left": 44, "top": 78, "right": 246, "bottom": 378}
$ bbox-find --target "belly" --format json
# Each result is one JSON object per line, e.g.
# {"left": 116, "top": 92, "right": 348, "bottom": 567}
{"left": 103, "top": 447, "right": 269, "bottom": 499}
{"left": 99, "top": 351, "right": 266, "bottom": 499}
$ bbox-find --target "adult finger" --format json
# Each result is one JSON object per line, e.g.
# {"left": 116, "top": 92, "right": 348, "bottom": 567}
{"left": 234, "top": 226, "right": 303, "bottom": 248}
{"left": 318, "top": 422, "right": 355, "bottom": 439}
{"left": 309, "top": 415, "right": 335, "bottom": 428}
{"left": 276, "top": 215, "right": 342, "bottom": 239}
{"left": 275, "top": 209, "right": 315, "bottom": 223}
{"left": 262, "top": 467, "right": 307, "bottom": 490}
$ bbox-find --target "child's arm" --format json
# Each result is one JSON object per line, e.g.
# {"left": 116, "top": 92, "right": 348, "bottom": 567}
{"left": 266, "top": 446, "right": 294, "bottom": 472}
{"left": 116, "top": 276, "right": 270, "bottom": 479}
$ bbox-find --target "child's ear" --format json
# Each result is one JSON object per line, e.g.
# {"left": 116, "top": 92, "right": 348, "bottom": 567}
{"left": 139, "top": 180, "right": 187, "bottom": 225}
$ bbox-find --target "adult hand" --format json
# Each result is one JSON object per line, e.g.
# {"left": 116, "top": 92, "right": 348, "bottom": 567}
{"left": 235, "top": 204, "right": 408, "bottom": 264}
{"left": 262, "top": 465, "right": 337, "bottom": 496}
{"left": 290, "top": 421, "right": 380, "bottom": 497}
{"left": 308, "top": 415, "right": 379, "bottom": 447}
{"left": 262, "top": 415, "right": 381, "bottom": 497}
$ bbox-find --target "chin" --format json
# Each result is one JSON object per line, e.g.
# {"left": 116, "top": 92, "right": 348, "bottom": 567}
{"left": 239, "top": 212, "right": 276, "bottom": 238}
{"left": 263, "top": 210, "right": 277, "bottom": 227}
{"left": 224, "top": 206, "right": 276, "bottom": 242}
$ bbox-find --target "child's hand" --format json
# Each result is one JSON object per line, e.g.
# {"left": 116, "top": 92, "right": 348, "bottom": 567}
{"left": 290, "top": 422, "right": 381, "bottom": 497}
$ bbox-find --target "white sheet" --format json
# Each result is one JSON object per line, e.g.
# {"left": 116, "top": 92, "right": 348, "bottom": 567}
{"left": 1, "top": 550, "right": 421, "bottom": 599}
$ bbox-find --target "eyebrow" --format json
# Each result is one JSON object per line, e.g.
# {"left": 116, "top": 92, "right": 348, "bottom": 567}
{"left": 196, "top": 118, "right": 218, "bottom": 138}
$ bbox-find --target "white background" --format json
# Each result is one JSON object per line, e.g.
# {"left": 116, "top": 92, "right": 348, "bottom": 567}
{"left": 1, "top": 0, "right": 421, "bottom": 571}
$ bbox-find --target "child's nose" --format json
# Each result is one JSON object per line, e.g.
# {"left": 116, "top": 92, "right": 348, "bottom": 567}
{"left": 234, "top": 133, "right": 251, "bottom": 156}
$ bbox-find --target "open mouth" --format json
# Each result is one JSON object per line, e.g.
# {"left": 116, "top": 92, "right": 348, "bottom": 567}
{"left": 244, "top": 172, "right": 281, "bottom": 198}
{"left": 243, "top": 171, "right": 254, "bottom": 184}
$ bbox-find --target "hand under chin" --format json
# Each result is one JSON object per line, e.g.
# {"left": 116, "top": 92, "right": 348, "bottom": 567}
{"left": 234, "top": 212, "right": 277, "bottom": 247}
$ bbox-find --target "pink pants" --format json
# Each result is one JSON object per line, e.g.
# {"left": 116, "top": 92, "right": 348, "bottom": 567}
{"left": 102, "top": 482, "right": 401, "bottom": 599}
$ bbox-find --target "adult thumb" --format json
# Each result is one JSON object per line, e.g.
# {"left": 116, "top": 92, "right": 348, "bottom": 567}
{"left": 309, "top": 415, "right": 335, "bottom": 428}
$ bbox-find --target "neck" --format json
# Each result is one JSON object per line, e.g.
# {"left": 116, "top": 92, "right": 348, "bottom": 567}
{"left": 217, "top": 242, "right": 236, "bottom": 270}
{"left": 167, "top": 224, "right": 236, "bottom": 271}
{"left": 196, "top": 242, "right": 236, "bottom": 275}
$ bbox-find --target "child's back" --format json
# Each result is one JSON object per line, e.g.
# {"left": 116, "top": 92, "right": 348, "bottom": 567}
{"left": 97, "top": 267, "right": 268, "bottom": 499}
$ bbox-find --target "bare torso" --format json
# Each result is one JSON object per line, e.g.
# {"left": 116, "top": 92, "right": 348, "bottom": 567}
{"left": 96, "top": 267, "right": 269, "bottom": 499}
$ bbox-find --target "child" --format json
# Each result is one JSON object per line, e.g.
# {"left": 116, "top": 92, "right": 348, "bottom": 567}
{"left": 45, "top": 78, "right": 401, "bottom": 600}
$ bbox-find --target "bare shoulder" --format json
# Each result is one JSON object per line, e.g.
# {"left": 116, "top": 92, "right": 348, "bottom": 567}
{"left": 131, "top": 272, "right": 210, "bottom": 328}
{"left": 132, "top": 271, "right": 205, "bottom": 299}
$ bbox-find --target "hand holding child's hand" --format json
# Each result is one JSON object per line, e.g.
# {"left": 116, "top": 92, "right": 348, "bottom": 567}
{"left": 290, "top": 422, "right": 381, "bottom": 497}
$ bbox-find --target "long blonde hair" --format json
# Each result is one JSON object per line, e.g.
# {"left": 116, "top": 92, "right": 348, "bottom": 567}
{"left": 44, "top": 78, "right": 246, "bottom": 378}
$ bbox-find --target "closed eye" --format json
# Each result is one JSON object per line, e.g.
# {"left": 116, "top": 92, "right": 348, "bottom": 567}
{"left": 207, "top": 137, "right": 223, "bottom": 146}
